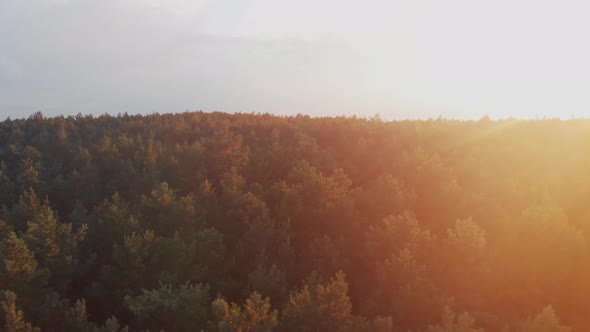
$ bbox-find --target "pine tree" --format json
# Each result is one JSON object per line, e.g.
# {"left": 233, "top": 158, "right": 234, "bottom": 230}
{"left": 0, "top": 291, "right": 40, "bottom": 332}
{"left": 212, "top": 292, "right": 278, "bottom": 332}
{"left": 125, "top": 282, "right": 210, "bottom": 331}
{"left": 425, "top": 306, "right": 484, "bottom": 332}
{"left": 519, "top": 306, "right": 571, "bottom": 332}
{"left": 0, "top": 232, "right": 47, "bottom": 295}
{"left": 280, "top": 271, "right": 353, "bottom": 332}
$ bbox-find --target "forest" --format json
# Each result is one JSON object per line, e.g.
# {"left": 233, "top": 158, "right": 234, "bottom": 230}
{"left": 0, "top": 111, "right": 587, "bottom": 331}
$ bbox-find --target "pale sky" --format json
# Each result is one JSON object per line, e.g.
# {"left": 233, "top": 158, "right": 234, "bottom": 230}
{"left": 1, "top": 0, "right": 589, "bottom": 120}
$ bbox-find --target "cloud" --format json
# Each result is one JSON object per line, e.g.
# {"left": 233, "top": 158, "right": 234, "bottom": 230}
{"left": 0, "top": 0, "right": 366, "bottom": 118}
{"left": 0, "top": 55, "right": 23, "bottom": 79}
{"left": 40, "top": 0, "right": 72, "bottom": 5}
{"left": 4, "top": 0, "right": 589, "bottom": 119}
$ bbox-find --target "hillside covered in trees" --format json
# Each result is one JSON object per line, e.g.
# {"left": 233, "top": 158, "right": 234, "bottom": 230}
{"left": 1, "top": 111, "right": 588, "bottom": 331}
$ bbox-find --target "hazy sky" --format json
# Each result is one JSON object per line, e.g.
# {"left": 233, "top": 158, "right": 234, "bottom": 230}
{"left": 1, "top": 0, "right": 589, "bottom": 120}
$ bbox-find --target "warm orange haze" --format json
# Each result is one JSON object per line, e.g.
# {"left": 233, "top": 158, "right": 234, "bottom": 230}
{"left": 0, "top": 111, "right": 588, "bottom": 331}
{"left": 3, "top": 0, "right": 590, "bottom": 330}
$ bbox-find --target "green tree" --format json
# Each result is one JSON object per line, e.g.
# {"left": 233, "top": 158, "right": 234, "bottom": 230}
{"left": 212, "top": 292, "right": 278, "bottom": 332}
{"left": 280, "top": 271, "right": 353, "bottom": 332}
{"left": 140, "top": 182, "right": 205, "bottom": 237}
{"left": 366, "top": 249, "right": 446, "bottom": 330}
{"left": 246, "top": 264, "right": 288, "bottom": 305}
{"left": 64, "top": 299, "right": 128, "bottom": 332}
{"left": 125, "top": 283, "right": 210, "bottom": 331}
{"left": 425, "top": 306, "right": 484, "bottom": 332}
{"left": 20, "top": 193, "right": 87, "bottom": 293}
{"left": 0, "top": 232, "right": 47, "bottom": 295}
{"left": 86, "top": 193, "right": 140, "bottom": 260}
{"left": 0, "top": 291, "right": 40, "bottom": 332}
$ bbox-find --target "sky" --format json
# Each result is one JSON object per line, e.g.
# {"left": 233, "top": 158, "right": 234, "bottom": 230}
{"left": 1, "top": 0, "right": 590, "bottom": 120}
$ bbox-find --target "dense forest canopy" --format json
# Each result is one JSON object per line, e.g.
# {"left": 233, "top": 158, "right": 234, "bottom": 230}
{"left": 0, "top": 111, "right": 588, "bottom": 331}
